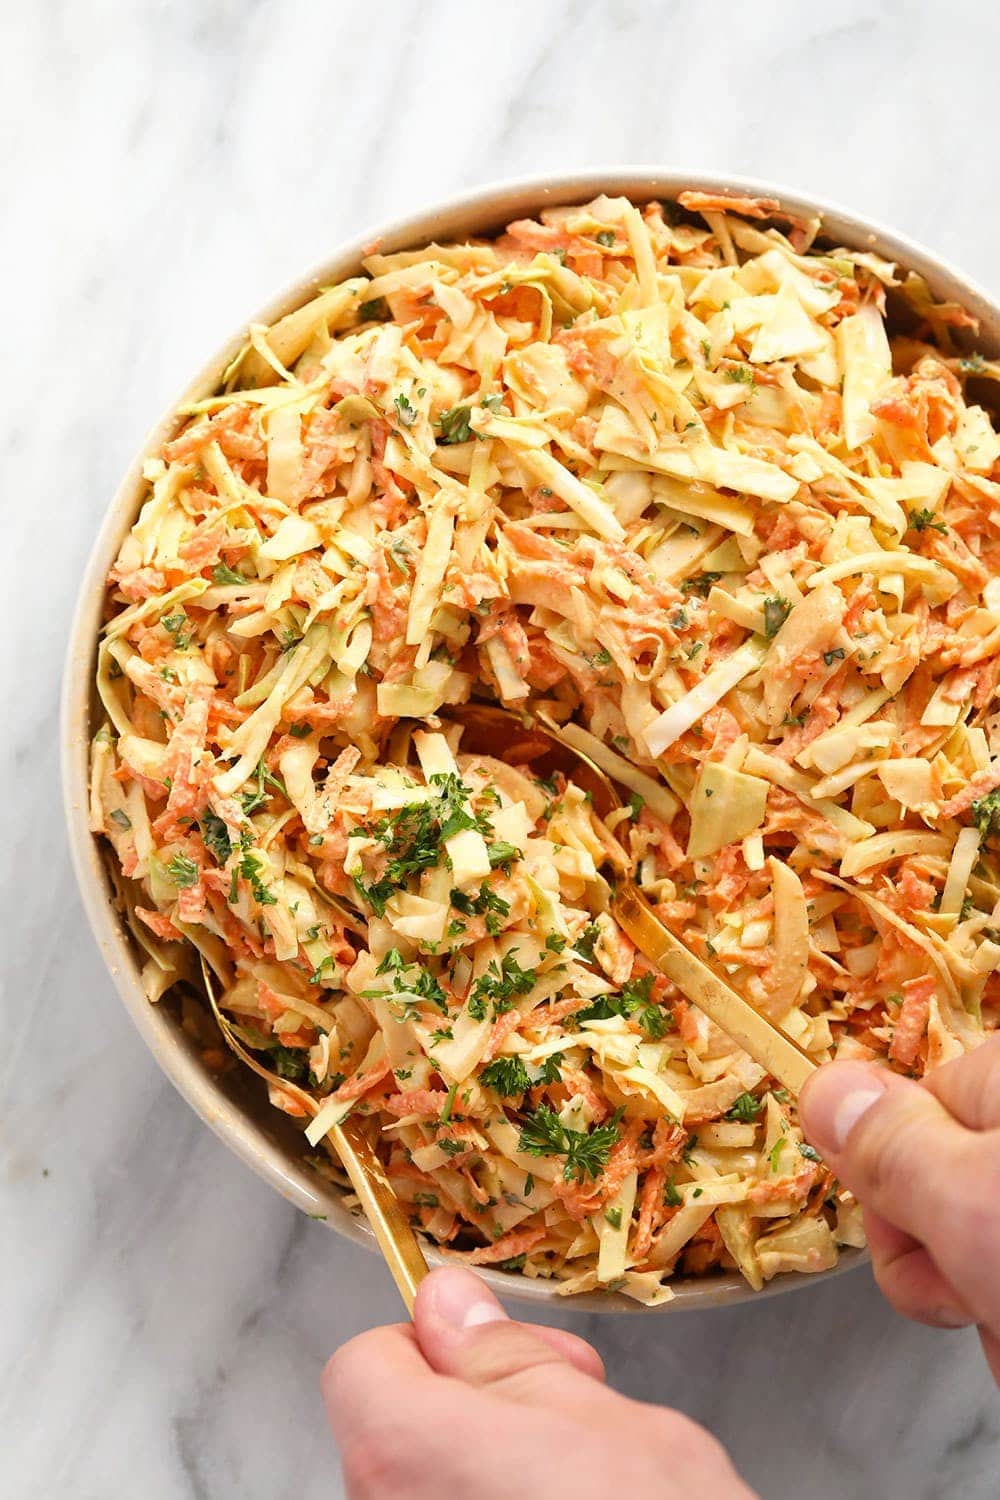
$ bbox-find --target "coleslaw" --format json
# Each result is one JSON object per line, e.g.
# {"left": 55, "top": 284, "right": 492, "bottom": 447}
{"left": 91, "top": 192, "right": 999, "bottom": 1302}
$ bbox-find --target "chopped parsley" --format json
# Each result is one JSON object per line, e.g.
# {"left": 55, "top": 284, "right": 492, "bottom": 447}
{"left": 354, "top": 774, "right": 492, "bottom": 916}
{"left": 572, "top": 922, "right": 601, "bottom": 963}
{"left": 972, "top": 788, "right": 1000, "bottom": 840}
{"left": 393, "top": 391, "right": 417, "bottom": 427}
{"left": 240, "top": 760, "right": 287, "bottom": 816}
{"left": 479, "top": 1056, "right": 531, "bottom": 1097}
{"left": 724, "top": 364, "right": 756, "bottom": 388}
{"left": 536, "top": 1051, "right": 564, "bottom": 1085}
{"left": 364, "top": 954, "right": 447, "bottom": 1014}
{"left": 517, "top": 1104, "right": 622, "bottom": 1182}
{"left": 486, "top": 840, "right": 521, "bottom": 872}
{"left": 234, "top": 847, "right": 277, "bottom": 906}
{"left": 726, "top": 1091, "right": 762, "bottom": 1123}
{"left": 160, "top": 612, "right": 190, "bottom": 649}
{"left": 908, "top": 507, "right": 948, "bottom": 534}
{"left": 663, "top": 1177, "right": 682, "bottom": 1207}
{"left": 468, "top": 950, "right": 534, "bottom": 1019}
{"left": 108, "top": 808, "right": 132, "bottom": 832}
{"left": 798, "top": 1142, "right": 822, "bottom": 1163}
{"left": 681, "top": 571, "right": 722, "bottom": 598}
{"left": 595, "top": 229, "right": 616, "bottom": 248}
{"left": 823, "top": 647, "right": 846, "bottom": 666}
{"left": 166, "top": 853, "right": 199, "bottom": 887}
{"left": 200, "top": 811, "right": 233, "bottom": 865}
{"left": 271, "top": 1045, "right": 311, "bottom": 1084}
{"left": 450, "top": 880, "right": 511, "bottom": 934}
{"left": 440, "top": 1082, "right": 458, "bottom": 1124}
{"left": 358, "top": 296, "right": 390, "bottom": 322}
{"left": 627, "top": 791, "right": 645, "bottom": 819}
{"left": 437, "top": 403, "right": 476, "bottom": 445}
{"left": 576, "top": 973, "right": 672, "bottom": 1039}
{"left": 211, "top": 562, "right": 246, "bottom": 585}
{"left": 763, "top": 595, "right": 791, "bottom": 639}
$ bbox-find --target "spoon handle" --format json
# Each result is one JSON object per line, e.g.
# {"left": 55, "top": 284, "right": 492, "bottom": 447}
{"left": 196, "top": 954, "right": 430, "bottom": 1314}
{"left": 328, "top": 1118, "right": 430, "bottom": 1314}
{"left": 613, "top": 885, "right": 817, "bottom": 1096}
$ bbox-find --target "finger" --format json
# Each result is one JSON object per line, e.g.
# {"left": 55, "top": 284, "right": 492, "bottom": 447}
{"left": 516, "top": 1323, "right": 607, "bottom": 1381}
{"left": 413, "top": 1266, "right": 605, "bottom": 1405}
{"left": 863, "top": 1206, "right": 973, "bottom": 1329}
{"left": 920, "top": 1033, "right": 1000, "bottom": 1130}
{"left": 799, "top": 1061, "right": 1000, "bottom": 1331}
{"left": 323, "top": 1323, "right": 501, "bottom": 1500}
{"left": 321, "top": 1323, "right": 430, "bottom": 1448}
{"left": 799, "top": 1062, "right": 966, "bottom": 1248}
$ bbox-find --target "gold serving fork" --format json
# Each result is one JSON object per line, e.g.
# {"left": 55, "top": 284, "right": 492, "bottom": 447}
{"left": 197, "top": 956, "right": 429, "bottom": 1312}
{"left": 449, "top": 703, "right": 816, "bottom": 1097}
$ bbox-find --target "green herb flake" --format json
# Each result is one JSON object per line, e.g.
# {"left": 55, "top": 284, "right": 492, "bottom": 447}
{"left": 359, "top": 296, "right": 390, "bottom": 321}
{"left": 726, "top": 1092, "right": 762, "bottom": 1123}
{"left": 972, "top": 788, "right": 1000, "bottom": 840}
{"left": 393, "top": 391, "right": 417, "bottom": 427}
{"left": 681, "top": 571, "right": 722, "bottom": 599}
{"left": 908, "top": 507, "right": 948, "bottom": 534}
{"left": 479, "top": 1056, "right": 531, "bottom": 1097}
{"left": 166, "top": 853, "right": 199, "bottom": 887}
{"left": 517, "top": 1104, "right": 622, "bottom": 1182}
{"left": 763, "top": 595, "right": 791, "bottom": 639}
{"left": 437, "top": 404, "right": 475, "bottom": 445}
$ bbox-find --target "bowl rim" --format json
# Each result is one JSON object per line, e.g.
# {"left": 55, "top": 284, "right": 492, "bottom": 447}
{"left": 63, "top": 165, "right": 999, "bottom": 1313}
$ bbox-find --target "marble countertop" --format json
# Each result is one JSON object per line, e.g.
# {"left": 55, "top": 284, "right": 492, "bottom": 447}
{"left": 3, "top": 2, "right": 999, "bottom": 1495}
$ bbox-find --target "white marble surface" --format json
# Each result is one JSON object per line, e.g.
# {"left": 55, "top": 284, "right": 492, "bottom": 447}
{"left": 3, "top": 1, "right": 1000, "bottom": 1495}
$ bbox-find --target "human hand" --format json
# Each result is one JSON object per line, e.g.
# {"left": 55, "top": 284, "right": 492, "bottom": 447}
{"left": 799, "top": 1034, "right": 1000, "bottom": 1383}
{"left": 323, "top": 1266, "right": 758, "bottom": 1499}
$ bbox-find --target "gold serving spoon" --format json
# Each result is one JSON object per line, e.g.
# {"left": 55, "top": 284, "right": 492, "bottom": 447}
{"left": 449, "top": 703, "right": 817, "bottom": 1096}
{"left": 197, "top": 956, "right": 429, "bottom": 1313}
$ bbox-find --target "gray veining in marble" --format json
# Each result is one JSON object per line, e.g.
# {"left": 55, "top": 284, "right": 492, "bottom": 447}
{"left": 2, "top": 2, "right": 999, "bottom": 1496}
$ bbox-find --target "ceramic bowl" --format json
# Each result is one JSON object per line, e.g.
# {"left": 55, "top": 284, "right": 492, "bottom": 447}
{"left": 62, "top": 170, "right": 999, "bottom": 1311}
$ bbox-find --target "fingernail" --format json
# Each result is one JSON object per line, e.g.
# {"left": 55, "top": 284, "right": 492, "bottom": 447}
{"left": 799, "top": 1063, "right": 888, "bottom": 1155}
{"left": 425, "top": 1266, "right": 509, "bottom": 1330}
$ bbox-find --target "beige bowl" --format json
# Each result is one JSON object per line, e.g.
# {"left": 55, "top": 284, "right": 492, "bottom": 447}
{"left": 61, "top": 170, "right": 999, "bottom": 1312}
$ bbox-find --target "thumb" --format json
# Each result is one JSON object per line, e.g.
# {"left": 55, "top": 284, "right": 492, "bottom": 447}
{"left": 799, "top": 1060, "right": 1000, "bottom": 1330}
{"left": 413, "top": 1266, "right": 605, "bottom": 1399}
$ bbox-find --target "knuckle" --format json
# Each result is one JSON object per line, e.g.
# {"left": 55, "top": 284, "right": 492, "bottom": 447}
{"left": 462, "top": 1323, "right": 562, "bottom": 1387}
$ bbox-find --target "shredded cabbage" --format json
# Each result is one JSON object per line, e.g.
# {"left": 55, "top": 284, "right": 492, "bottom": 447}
{"left": 92, "top": 190, "right": 999, "bottom": 1300}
